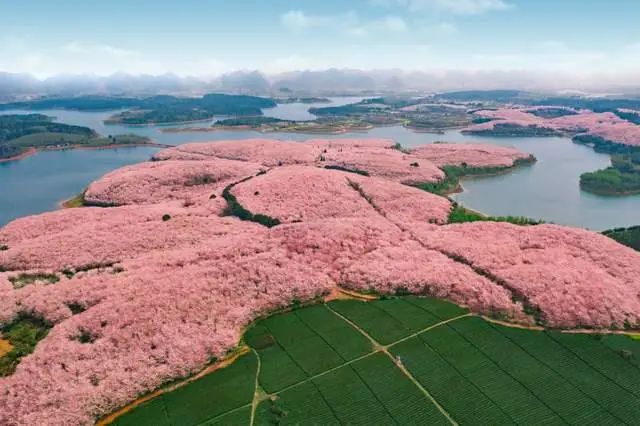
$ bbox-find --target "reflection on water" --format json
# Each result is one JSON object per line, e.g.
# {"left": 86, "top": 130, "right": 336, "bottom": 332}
{"left": 1, "top": 104, "right": 639, "bottom": 230}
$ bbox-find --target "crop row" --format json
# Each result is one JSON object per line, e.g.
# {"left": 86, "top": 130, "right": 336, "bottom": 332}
{"left": 327, "top": 296, "right": 468, "bottom": 345}
{"left": 112, "top": 297, "right": 640, "bottom": 425}
{"left": 390, "top": 316, "right": 640, "bottom": 424}
{"left": 244, "top": 304, "right": 375, "bottom": 393}
{"left": 256, "top": 352, "right": 449, "bottom": 425}
{"left": 113, "top": 351, "right": 257, "bottom": 426}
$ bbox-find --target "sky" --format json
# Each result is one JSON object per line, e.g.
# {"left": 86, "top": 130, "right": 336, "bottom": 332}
{"left": 1, "top": 0, "right": 639, "bottom": 79}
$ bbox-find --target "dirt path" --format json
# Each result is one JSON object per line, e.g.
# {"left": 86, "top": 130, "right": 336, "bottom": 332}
{"left": 325, "top": 304, "right": 460, "bottom": 425}
{"left": 201, "top": 303, "right": 468, "bottom": 425}
{"left": 386, "top": 314, "right": 473, "bottom": 349}
{"left": 481, "top": 316, "right": 545, "bottom": 331}
{"left": 324, "top": 287, "right": 377, "bottom": 302}
{"left": 391, "top": 352, "right": 459, "bottom": 425}
{"left": 482, "top": 315, "right": 640, "bottom": 338}
{"left": 0, "top": 338, "right": 13, "bottom": 357}
{"left": 249, "top": 348, "right": 262, "bottom": 426}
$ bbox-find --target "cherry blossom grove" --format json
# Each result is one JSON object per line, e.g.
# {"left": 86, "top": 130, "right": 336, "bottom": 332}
{"left": 410, "top": 143, "right": 533, "bottom": 168}
{"left": 465, "top": 108, "right": 640, "bottom": 146}
{"left": 84, "top": 158, "right": 264, "bottom": 207}
{"left": 1, "top": 138, "right": 639, "bottom": 425}
{"left": 153, "top": 138, "right": 445, "bottom": 184}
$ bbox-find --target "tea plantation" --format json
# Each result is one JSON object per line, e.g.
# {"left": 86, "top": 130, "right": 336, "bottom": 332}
{"left": 111, "top": 296, "right": 640, "bottom": 425}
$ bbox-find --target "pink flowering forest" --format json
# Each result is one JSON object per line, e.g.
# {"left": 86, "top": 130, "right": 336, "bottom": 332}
{"left": 466, "top": 107, "right": 640, "bottom": 146}
{"left": 1, "top": 138, "right": 639, "bottom": 425}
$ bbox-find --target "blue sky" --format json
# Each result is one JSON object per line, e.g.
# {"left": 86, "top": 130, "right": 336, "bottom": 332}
{"left": 0, "top": 0, "right": 639, "bottom": 78}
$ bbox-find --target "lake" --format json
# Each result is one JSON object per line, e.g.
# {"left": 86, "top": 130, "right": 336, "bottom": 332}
{"left": 261, "top": 96, "right": 366, "bottom": 121}
{"left": 0, "top": 146, "right": 159, "bottom": 225}
{"left": 1, "top": 102, "right": 639, "bottom": 230}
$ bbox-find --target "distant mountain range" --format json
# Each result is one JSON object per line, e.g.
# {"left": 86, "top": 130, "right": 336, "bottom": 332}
{"left": 1, "top": 69, "right": 639, "bottom": 100}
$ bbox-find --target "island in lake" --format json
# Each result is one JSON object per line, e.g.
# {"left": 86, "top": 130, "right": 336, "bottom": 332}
{"left": 461, "top": 103, "right": 640, "bottom": 196}
{"left": 163, "top": 96, "right": 484, "bottom": 134}
{"left": 273, "top": 96, "right": 331, "bottom": 104}
{"left": 0, "top": 93, "right": 277, "bottom": 126}
{"left": 155, "top": 90, "right": 640, "bottom": 196}
{"left": 0, "top": 114, "right": 157, "bottom": 162}
{"left": 104, "top": 94, "right": 276, "bottom": 125}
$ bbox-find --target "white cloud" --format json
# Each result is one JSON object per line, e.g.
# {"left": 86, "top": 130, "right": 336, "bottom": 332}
{"left": 346, "top": 27, "right": 368, "bottom": 37}
{"left": 416, "top": 21, "right": 458, "bottom": 36}
{"left": 379, "top": 16, "right": 408, "bottom": 32}
{"left": 280, "top": 10, "right": 409, "bottom": 37}
{"left": 347, "top": 15, "right": 408, "bottom": 37}
{"left": 280, "top": 10, "right": 312, "bottom": 31}
{"left": 378, "top": 0, "right": 513, "bottom": 15}
{"left": 0, "top": 39, "right": 229, "bottom": 78}
{"left": 280, "top": 10, "right": 356, "bottom": 32}
{"left": 280, "top": 10, "right": 409, "bottom": 39}
{"left": 280, "top": 10, "right": 407, "bottom": 37}
{"left": 533, "top": 40, "right": 569, "bottom": 53}
{"left": 434, "top": 21, "right": 457, "bottom": 34}
{"left": 62, "top": 41, "right": 139, "bottom": 59}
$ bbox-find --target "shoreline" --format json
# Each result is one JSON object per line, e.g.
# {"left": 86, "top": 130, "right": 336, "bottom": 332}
{"left": 104, "top": 117, "right": 215, "bottom": 127}
{"left": 437, "top": 156, "right": 537, "bottom": 197}
{"left": 162, "top": 122, "right": 466, "bottom": 136}
{"left": 580, "top": 184, "right": 640, "bottom": 197}
{"left": 0, "top": 147, "right": 37, "bottom": 163}
{"left": 161, "top": 124, "right": 374, "bottom": 135}
{"left": 0, "top": 141, "right": 173, "bottom": 164}
{"left": 447, "top": 197, "right": 493, "bottom": 218}
{"left": 403, "top": 124, "right": 467, "bottom": 134}
{"left": 165, "top": 122, "right": 464, "bottom": 135}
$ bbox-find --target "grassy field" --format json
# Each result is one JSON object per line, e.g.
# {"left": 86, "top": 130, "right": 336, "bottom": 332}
{"left": 0, "top": 315, "right": 51, "bottom": 376}
{"left": 110, "top": 296, "right": 640, "bottom": 425}
{"left": 447, "top": 204, "right": 544, "bottom": 225}
{"left": 603, "top": 225, "right": 640, "bottom": 251}
{"left": 8, "top": 132, "right": 88, "bottom": 146}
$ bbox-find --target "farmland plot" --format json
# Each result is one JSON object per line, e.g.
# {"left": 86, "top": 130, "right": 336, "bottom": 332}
{"left": 113, "top": 351, "right": 257, "bottom": 426}
{"left": 450, "top": 317, "right": 617, "bottom": 423}
{"left": 111, "top": 297, "right": 640, "bottom": 425}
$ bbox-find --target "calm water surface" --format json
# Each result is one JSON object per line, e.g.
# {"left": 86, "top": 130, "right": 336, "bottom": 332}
{"left": 261, "top": 96, "right": 366, "bottom": 121}
{"left": 0, "top": 147, "right": 159, "bottom": 225}
{"left": 1, "top": 104, "right": 638, "bottom": 230}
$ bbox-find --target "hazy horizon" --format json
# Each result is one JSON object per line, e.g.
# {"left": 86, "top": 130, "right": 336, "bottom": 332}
{"left": 1, "top": 0, "right": 639, "bottom": 92}
{"left": 2, "top": 68, "right": 639, "bottom": 96}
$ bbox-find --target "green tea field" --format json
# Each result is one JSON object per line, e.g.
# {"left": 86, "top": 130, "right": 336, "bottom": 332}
{"left": 110, "top": 297, "right": 640, "bottom": 425}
